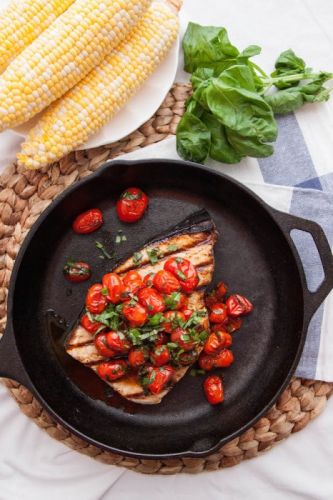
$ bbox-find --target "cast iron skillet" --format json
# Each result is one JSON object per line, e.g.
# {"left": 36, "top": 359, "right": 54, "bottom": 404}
{"left": 1, "top": 159, "right": 333, "bottom": 459}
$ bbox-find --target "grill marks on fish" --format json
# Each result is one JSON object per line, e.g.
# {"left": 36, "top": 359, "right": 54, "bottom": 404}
{"left": 65, "top": 210, "right": 218, "bottom": 405}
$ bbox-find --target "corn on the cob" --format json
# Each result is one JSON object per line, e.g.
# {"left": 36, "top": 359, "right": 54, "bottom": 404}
{"left": 0, "top": 0, "right": 151, "bottom": 132}
{"left": 0, "top": 0, "right": 76, "bottom": 74}
{"left": 17, "top": 1, "right": 179, "bottom": 169}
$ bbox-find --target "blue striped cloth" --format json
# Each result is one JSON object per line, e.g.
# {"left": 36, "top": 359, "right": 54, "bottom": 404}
{"left": 120, "top": 114, "right": 333, "bottom": 381}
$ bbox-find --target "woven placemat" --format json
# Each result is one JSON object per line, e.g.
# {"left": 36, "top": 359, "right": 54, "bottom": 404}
{"left": 0, "top": 83, "right": 332, "bottom": 474}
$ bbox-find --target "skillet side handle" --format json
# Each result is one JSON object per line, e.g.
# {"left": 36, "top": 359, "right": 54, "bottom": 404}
{"left": 271, "top": 208, "right": 333, "bottom": 325}
{"left": 0, "top": 322, "right": 33, "bottom": 391}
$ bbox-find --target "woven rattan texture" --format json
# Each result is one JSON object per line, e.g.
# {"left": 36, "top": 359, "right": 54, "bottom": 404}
{"left": 0, "top": 83, "right": 332, "bottom": 474}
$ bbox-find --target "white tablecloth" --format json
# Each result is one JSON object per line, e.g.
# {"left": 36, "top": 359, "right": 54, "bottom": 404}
{"left": 1, "top": 0, "right": 333, "bottom": 498}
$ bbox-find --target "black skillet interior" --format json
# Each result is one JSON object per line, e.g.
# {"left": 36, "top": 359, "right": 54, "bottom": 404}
{"left": 10, "top": 160, "right": 305, "bottom": 458}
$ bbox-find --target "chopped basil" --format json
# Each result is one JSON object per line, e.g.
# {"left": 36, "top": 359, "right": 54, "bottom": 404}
{"left": 95, "top": 241, "right": 114, "bottom": 260}
{"left": 166, "top": 244, "right": 179, "bottom": 252}
{"left": 133, "top": 252, "right": 143, "bottom": 265}
{"left": 147, "top": 248, "right": 159, "bottom": 265}
{"left": 148, "top": 313, "right": 164, "bottom": 326}
{"left": 164, "top": 292, "right": 181, "bottom": 310}
{"left": 167, "top": 342, "right": 179, "bottom": 349}
{"left": 190, "top": 368, "right": 205, "bottom": 377}
{"left": 101, "top": 287, "right": 108, "bottom": 296}
{"left": 88, "top": 303, "right": 122, "bottom": 331}
{"left": 177, "top": 270, "right": 187, "bottom": 281}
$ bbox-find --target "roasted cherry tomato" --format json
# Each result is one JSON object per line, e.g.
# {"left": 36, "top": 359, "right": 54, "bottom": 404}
{"left": 178, "top": 350, "right": 198, "bottom": 366}
{"left": 181, "top": 308, "right": 193, "bottom": 320}
{"left": 223, "top": 317, "right": 243, "bottom": 333}
{"left": 163, "top": 291, "right": 188, "bottom": 311}
{"left": 72, "top": 208, "right": 103, "bottom": 234}
{"left": 143, "top": 272, "right": 155, "bottom": 287}
{"left": 198, "top": 353, "right": 215, "bottom": 371}
{"left": 116, "top": 187, "right": 148, "bottom": 223}
{"left": 138, "top": 287, "right": 165, "bottom": 315}
{"left": 204, "top": 331, "right": 232, "bottom": 355}
{"left": 86, "top": 284, "right": 107, "bottom": 314}
{"left": 128, "top": 347, "right": 149, "bottom": 369}
{"left": 204, "top": 375, "right": 224, "bottom": 405}
{"left": 199, "top": 349, "right": 234, "bottom": 371}
{"left": 122, "top": 301, "right": 148, "bottom": 327}
{"left": 80, "top": 313, "right": 104, "bottom": 335}
{"left": 226, "top": 294, "right": 253, "bottom": 317}
{"left": 94, "top": 333, "right": 117, "bottom": 358}
{"left": 214, "top": 349, "right": 234, "bottom": 368}
{"left": 171, "top": 327, "right": 196, "bottom": 351}
{"left": 154, "top": 331, "right": 169, "bottom": 346}
{"left": 163, "top": 310, "right": 186, "bottom": 333}
{"left": 145, "top": 365, "right": 174, "bottom": 395}
{"left": 122, "top": 270, "right": 143, "bottom": 296}
{"left": 150, "top": 345, "right": 171, "bottom": 367}
{"left": 153, "top": 270, "right": 181, "bottom": 294}
{"left": 105, "top": 331, "right": 131, "bottom": 353}
{"left": 97, "top": 360, "right": 127, "bottom": 381}
{"left": 164, "top": 257, "right": 199, "bottom": 293}
{"left": 216, "top": 281, "right": 228, "bottom": 299}
{"left": 63, "top": 261, "right": 91, "bottom": 283}
{"left": 209, "top": 303, "right": 228, "bottom": 323}
{"left": 102, "top": 273, "right": 124, "bottom": 304}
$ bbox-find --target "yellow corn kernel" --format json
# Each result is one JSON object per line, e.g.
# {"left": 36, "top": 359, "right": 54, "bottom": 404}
{"left": 17, "top": 0, "right": 179, "bottom": 169}
{"left": 0, "top": 0, "right": 151, "bottom": 131}
{"left": 0, "top": 0, "right": 76, "bottom": 74}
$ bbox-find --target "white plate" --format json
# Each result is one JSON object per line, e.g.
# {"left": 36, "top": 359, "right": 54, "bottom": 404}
{"left": 13, "top": 36, "right": 180, "bottom": 150}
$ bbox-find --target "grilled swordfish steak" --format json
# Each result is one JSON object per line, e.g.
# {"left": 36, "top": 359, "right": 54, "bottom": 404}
{"left": 66, "top": 209, "right": 218, "bottom": 404}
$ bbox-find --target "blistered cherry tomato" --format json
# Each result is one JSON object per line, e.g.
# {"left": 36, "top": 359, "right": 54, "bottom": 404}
{"left": 102, "top": 273, "right": 124, "bottom": 304}
{"left": 164, "top": 291, "right": 188, "bottom": 311}
{"left": 153, "top": 270, "right": 181, "bottom": 294}
{"left": 116, "top": 187, "right": 148, "bottom": 223}
{"left": 94, "top": 333, "right": 117, "bottom": 358}
{"left": 226, "top": 294, "right": 253, "bottom": 317}
{"left": 164, "top": 257, "right": 199, "bottom": 293}
{"left": 80, "top": 313, "right": 104, "bottom": 335}
{"left": 97, "top": 360, "right": 127, "bottom": 381}
{"left": 216, "top": 281, "right": 228, "bottom": 299}
{"left": 204, "top": 375, "right": 224, "bottom": 405}
{"left": 171, "top": 327, "right": 196, "bottom": 351}
{"left": 181, "top": 308, "right": 193, "bottom": 320}
{"left": 163, "top": 311, "right": 186, "bottom": 333}
{"left": 143, "top": 272, "right": 155, "bottom": 287}
{"left": 128, "top": 347, "right": 149, "bottom": 369}
{"left": 86, "top": 284, "right": 107, "bottom": 314}
{"left": 199, "top": 349, "right": 234, "bottom": 371}
{"left": 209, "top": 303, "right": 228, "bottom": 323}
{"left": 105, "top": 331, "right": 131, "bottom": 353}
{"left": 223, "top": 317, "right": 242, "bottom": 333}
{"left": 122, "top": 270, "right": 143, "bottom": 296}
{"left": 154, "top": 332, "right": 169, "bottom": 346}
{"left": 72, "top": 208, "right": 103, "bottom": 234}
{"left": 63, "top": 261, "right": 91, "bottom": 283}
{"left": 178, "top": 350, "right": 198, "bottom": 366}
{"left": 138, "top": 287, "right": 165, "bottom": 315}
{"left": 145, "top": 365, "right": 174, "bottom": 395}
{"left": 122, "top": 301, "right": 148, "bottom": 327}
{"left": 204, "top": 331, "right": 232, "bottom": 355}
{"left": 150, "top": 345, "right": 171, "bottom": 367}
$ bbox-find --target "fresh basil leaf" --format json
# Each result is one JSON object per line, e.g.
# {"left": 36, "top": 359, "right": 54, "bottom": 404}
{"left": 239, "top": 45, "right": 261, "bottom": 59}
{"left": 226, "top": 127, "right": 275, "bottom": 157}
{"left": 183, "top": 23, "right": 239, "bottom": 74}
{"left": 271, "top": 49, "right": 308, "bottom": 89}
{"left": 201, "top": 111, "right": 243, "bottom": 164}
{"left": 191, "top": 67, "right": 214, "bottom": 90}
{"left": 176, "top": 110, "right": 211, "bottom": 163}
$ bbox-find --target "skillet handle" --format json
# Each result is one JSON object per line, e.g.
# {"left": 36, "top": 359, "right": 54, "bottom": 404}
{"left": 271, "top": 208, "right": 333, "bottom": 325}
{"left": 0, "top": 322, "right": 33, "bottom": 391}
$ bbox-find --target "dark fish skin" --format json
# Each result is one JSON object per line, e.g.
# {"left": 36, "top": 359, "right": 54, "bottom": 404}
{"left": 66, "top": 210, "right": 218, "bottom": 404}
